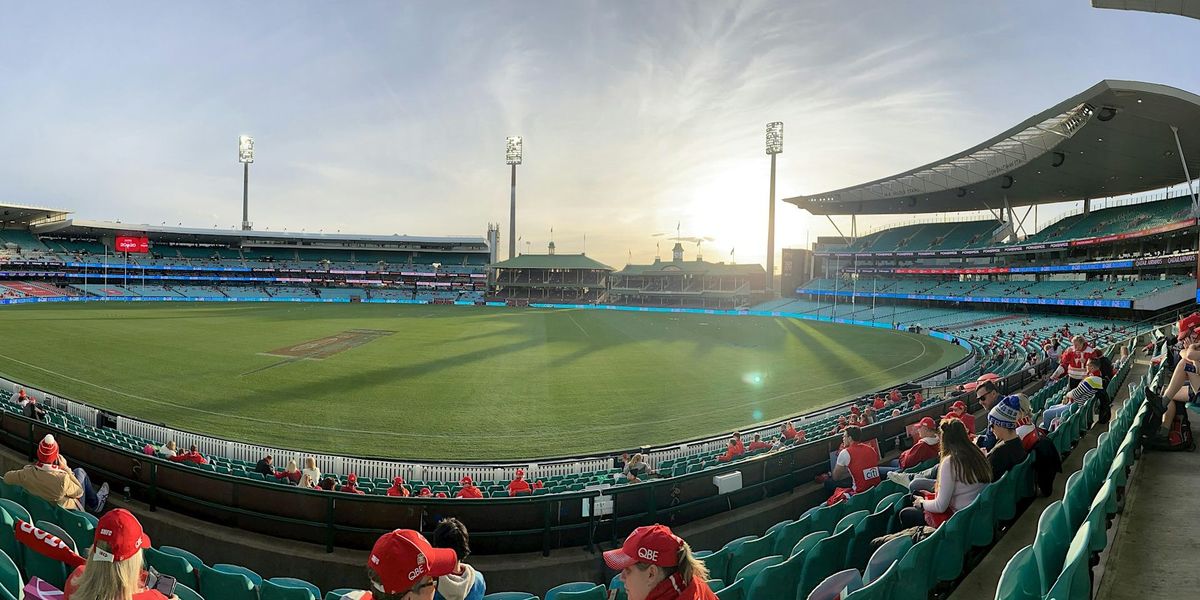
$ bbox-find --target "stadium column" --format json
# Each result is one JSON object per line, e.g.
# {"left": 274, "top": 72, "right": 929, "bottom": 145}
{"left": 510, "top": 163, "right": 517, "bottom": 259}
{"left": 767, "top": 151, "right": 777, "bottom": 294}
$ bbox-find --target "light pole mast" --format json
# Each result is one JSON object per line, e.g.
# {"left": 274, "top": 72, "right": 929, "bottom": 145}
{"left": 238, "top": 135, "right": 255, "bottom": 230}
{"left": 506, "top": 136, "right": 523, "bottom": 259}
{"left": 765, "top": 122, "right": 783, "bottom": 294}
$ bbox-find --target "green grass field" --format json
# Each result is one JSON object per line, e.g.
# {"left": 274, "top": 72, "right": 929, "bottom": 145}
{"left": 0, "top": 303, "right": 966, "bottom": 460}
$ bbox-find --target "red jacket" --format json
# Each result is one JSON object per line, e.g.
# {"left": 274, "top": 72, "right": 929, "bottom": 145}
{"left": 169, "top": 451, "right": 207, "bottom": 465}
{"left": 748, "top": 441, "right": 772, "bottom": 452}
{"left": 1059, "top": 346, "right": 1098, "bottom": 380}
{"left": 507, "top": 478, "right": 531, "bottom": 496}
{"left": 645, "top": 574, "right": 718, "bottom": 600}
{"left": 338, "top": 484, "right": 365, "bottom": 495}
{"left": 456, "top": 485, "right": 484, "bottom": 499}
{"left": 898, "top": 438, "right": 939, "bottom": 469}
{"left": 386, "top": 485, "right": 410, "bottom": 497}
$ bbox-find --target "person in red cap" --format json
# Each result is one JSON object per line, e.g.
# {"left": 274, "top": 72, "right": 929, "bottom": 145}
{"left": 824, "top": 426, "right": 881, "bottom": 498}
{"left": 418, "top": 487, "right": 433, "bottom": 498}
{"left": 387, "top": 477, "right": 410, "bottom": 497}
{"left": 913, "top": 390, "right": 924, "bottom": 408}
{"left": 455, "top": 476, "right": 483, "bottom": 499}
{"left": 340, "top": 473, "right": 366, "bottom": 495}
{"left": 603, "top": 524, "right": 716, "bottom": 600}
{"left": 64, "top": 508, "right": 172, "bottom": 599}
{"left": 348, "top": 529, "right": 458, "bottom": 600}
{"left": 945, "top": 400, "right": 975, "bottom": 434}
{"left": 746, "top": 434, "right": 772, "bottom": 452}
{"left": 1050, "top": 335, "right": 1098, "bottom": 389}
{"left": 781, "top": 421, "right": 801, "bottom": 443}
{"left": 4, "top": 434, "right": 108, "bottom": 513}
{"left": 506, "top": 469, "right": 532, "bottom": 496}
{"left": 897, "top": 417, "right": 940, "bottom": 469}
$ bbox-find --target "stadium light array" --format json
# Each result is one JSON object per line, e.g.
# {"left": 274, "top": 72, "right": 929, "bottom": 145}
{"left": 506, "top": 136, "right": 523, "bottom": 165}
{"left": 238, "top": 135, "right": 255, "bottom": 164}
{"left": 766, "top": 122, "right": 783, "bottom": 155}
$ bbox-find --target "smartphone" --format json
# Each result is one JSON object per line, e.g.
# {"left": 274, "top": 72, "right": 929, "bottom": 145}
{"left": 146, "top": 568, "right": 178, "bottom": 597}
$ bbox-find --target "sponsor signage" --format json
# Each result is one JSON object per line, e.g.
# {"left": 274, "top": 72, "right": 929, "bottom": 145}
{"left": 114, "top": 236, "right": 150, "bottom": 253}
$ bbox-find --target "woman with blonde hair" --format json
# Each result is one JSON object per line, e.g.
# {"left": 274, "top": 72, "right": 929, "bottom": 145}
{"left": 65, "top": 508, "right": 179, "bottom": 599}
{"left": 275, "top": 459, "right": 302, "bottom": 485}
{"left": 297, "top": 457, "right": 322, "bottom": 488}
{"left": 604, "top": 524, "right": 716, "bottom": 600}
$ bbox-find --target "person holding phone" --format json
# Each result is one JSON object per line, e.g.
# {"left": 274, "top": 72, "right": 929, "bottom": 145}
{"left": 64, "top": 508, "right": 180, "bottom": 599}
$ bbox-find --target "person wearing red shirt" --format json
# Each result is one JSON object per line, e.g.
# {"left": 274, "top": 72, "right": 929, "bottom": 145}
{"left": 347, "top": 529, "right": 459, "bottom": 600}
{"left": 747, "top": 433, "right": 772, "bottom": 452}
{"left": 386, "top": 476, "right": 410, "bottom": 497}
{"left": 168, "top": 445, "right": 208, "bottom": 465}
{"left": 913, "top": 391, "right": 924, "bottom": 407}
{"left": 898, "top": 417, "right": 940, "bottom": 468}
{"left": 339, "top": 473, "right": 366, "bottom": 495}
{"left": 889, "top": 389, "right": 902, "bottom": 404}
{"left": 826, "top": 426, "right": 881, "bottom": 498}
{"left": 63, "top": 509, "right": 172, "bottom": 600}
{"left": 716, "top": 433, "right": 746, "bottom": 463}
{"left": 872, "top": 396, "right": 886, "bottom": 411}
{"left": 945, "top": 400, "right": 976, "bottom": 434}
{"left": 781, "top": 421, "right": 801, "bottom": 443}
{"left": 435, "top": 491, "right": 448, "bottom": 498}
{"left": 1051, "top": 335, "right": 1097, "bottom": 388}
{"left": 417, "top": 487, "right": 433, "bottom": 497}
{"left": 533, "top": 479, "right": 544, "bottom": 490}
{"left": 506, "top": 469, "right": 532, "bottom": 496}
{"left": 455, "top": 476, "right": 484, "bottom": 499}
{"left": 603, "top": 524, "right": 718, "bottom": 600}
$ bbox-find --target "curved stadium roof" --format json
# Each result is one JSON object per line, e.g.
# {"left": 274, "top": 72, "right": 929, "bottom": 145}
{"left": 786, "top": 80, "right": 1200, "bottom": 215}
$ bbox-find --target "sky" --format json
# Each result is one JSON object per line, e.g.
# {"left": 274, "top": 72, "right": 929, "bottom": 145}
{"left": 1, "top": 1, "right": 1198, "bottom": 270}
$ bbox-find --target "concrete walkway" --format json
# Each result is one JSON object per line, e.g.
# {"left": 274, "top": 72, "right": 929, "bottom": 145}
{"left": 1095, "top": 406, "right": 1200, "bottom": 600}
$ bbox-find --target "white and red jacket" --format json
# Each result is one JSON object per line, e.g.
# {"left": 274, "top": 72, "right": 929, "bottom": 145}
{"left": 1055, "top": 345, "right": 1097, "bottom": 381}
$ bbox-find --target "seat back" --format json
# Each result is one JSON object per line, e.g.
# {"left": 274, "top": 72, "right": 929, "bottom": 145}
{"left": 847, "top": 507, "right": 892, "bottom": 571}
{"left": 807, "top": 569, "right": 863, "bottom": 600}
{"left": 145, "top": 547, "right": 197, "bottom": 591}
{"left": 863, "top": 535, "right": 912, "bottom": 585}
{"left": 725, "top": 532, "right": 775, "bottom": 583}
{"left": 834, "top": 510, "right": 869, "bottom": 534}
{"left": 993, "top": 545, "right": 1039, "bottom": 600}
{"left": 55, "top": 509, "right": 97, "bottom": 554}
{"left": 545, "top": 582, "right": 598, "bottom": 600}
{"left": 796, "top": 526, "right": 854, "bottom": 600}
{"left": 1046, "top": 523, "right": 1092, "bottom": 600}
{"left": 714, "top": 578, "right": 744, "bottom": 600}
{"left": 733, "top": 555, "right": 783, "bottom": 588}
{"left": 0, "top": 503, "right": 23, "bottom": 571}
{"left": 175, "top": 583, "right": 206, "bottom": 600}
{"left": 1032, "top": 501, "right": 1070, "bottom": 596}
{"left": 791, "top": 531, "right": 830, "bottom": 558}
{"left": 198, "top": 565, "right": 258, "bottom": 600}
{"left": 261, "top": 580, "right": 318, "bottom": 600}
{"left": 772, "top": 517, "right": 814, "bottom": 555}
{"left": 555, "top": 585, "right": 606, "bottom": 600}
{"left": 844, "top": 560, "right": 897, "bottom": 600}
{"left": 1062, "top": 472, "right": 1090, "bottom": 530}
{"left": 0, "top": 548, "right": 20, "bottom": 600}
{"left": 745, "top": 549, "right": 805, "bottom": 600}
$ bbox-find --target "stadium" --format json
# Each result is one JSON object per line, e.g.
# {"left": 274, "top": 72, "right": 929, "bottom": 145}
{"left": 0, "top": 3, "right": 1197, "bottom": 600}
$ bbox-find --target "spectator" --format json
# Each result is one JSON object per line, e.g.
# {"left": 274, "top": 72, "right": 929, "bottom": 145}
{"left": 506, "top": 469, "right": 532, "bottom": 496}
{"left": 432, "top": 518, "right": 486, "bottom": 600}
{"left": 974, "top": 382, "right": 1004, "bottom": 450}
{"left": 824, "top": 426, "right": 881, "bottom": 497}
{"left": 1050, "top": 335, "right": 1097, "bottom": 389}
{"left": 435, "top": 491, "right": 448, "bottom": 498}
{"left": 318, "top": 477, "right": 338, "bottom": 491}
{"left": 781, "top": 421, "right": 801, "bottom": 443}
{"left": 872, "top": 395, "right": 886, "bottom": 411}
{"left": 63, "top": 509, "right": 178, "bottom": 600}
{"left": 945, "top": 400, "right": 976, "bottom": 434}
{"left": 275, "top": 459, "right": 301, "bottom": 484}
{"left": 20, "top": 392, "right": 46, "bottom": 422}
{"left": 862, "top": 407, "right": 876, "bottom": 425}
{"left": 387, "top": 476, "right": 410, "bottom": 497}
{"left": 157, "top": 440, "right": 178, "bottom": 459}
{"left": 898, "top": 419, "right": 991, "bottom": 528}
{"left": 352, "top": 529, "right": 458, "bottom": 600}
{"left": 604, "top": 524, "right": 716, "bottom": 600}
{"left": 418, "top": 487, "right": 433, "bottom": 497}
{"left": 168, "top": 445, "right": 208, "bottom": 465}
{"left": 716, "top": 433, "right": 745, "bottom": 463}
{"left": 298, "top": 457, "right": 322, "bottom": 488}
{"left": 1151, "top": 341, "right": 1200, "bottom": 442}
{"left": 891, "top": 408, "right": 902, "bottom": 419}
{"left": 533, "top": 480, "right": 544, "bottom": 490}
{"left": 623, "top": 454, "right": 652, "bottom": 482}
{"left": 896, "top": 417, "right": 940, "bottom": 469}
{"left": 4, "top": 434, "right": 109, "bottom": 513}
{"left": 913, "top": 390, "right": 924, "bottom": 408}
{"left": 747, "top": 434, "right": 772, "bottom": 452}
{"left": 340, "top": 473, "right": 366, "bottom": 495}
{"left": 455, "top": 476, "right": 483, "bottom": 499}
{"left": 985, "top": 400, "right": 1027, "bottom": 480}
{"left": 889, "top": 388, "right": 902, "bottom": 404}
{"left": 254, "top": 455, "right": 274, "bottom": 476}
{"left": 1042, "top": 363, "right": 1106, "bottom": 430}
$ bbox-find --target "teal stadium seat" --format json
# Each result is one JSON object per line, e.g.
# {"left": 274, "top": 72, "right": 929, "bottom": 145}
{"left": 0, "top": 548, "right": 19, "bottom": 600}
{"left": 199, "top": 565, "right": 258, "bottom": 600}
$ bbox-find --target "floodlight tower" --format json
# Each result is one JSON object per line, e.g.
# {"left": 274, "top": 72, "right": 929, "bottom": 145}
{"left": 238, "top": 135, "right": 254, "bottom": 230}
{"left": 506, "top": 136, "right": 523, "bottom": 259}
{"left": 765, "top": 122, "right": 783, "bottom": 293}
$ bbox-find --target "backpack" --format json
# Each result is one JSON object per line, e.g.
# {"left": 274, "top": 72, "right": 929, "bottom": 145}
{"left": 1143, "top": 389, "right": 1197, "bottom": 452}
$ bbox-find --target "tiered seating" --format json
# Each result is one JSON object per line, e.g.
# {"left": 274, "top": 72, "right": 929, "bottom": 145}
{"left": 799, "top": 277, "right": 1185, "bottom": 302}
{"left": 1023, "top": 195, "right": 1191, "bottom": 244}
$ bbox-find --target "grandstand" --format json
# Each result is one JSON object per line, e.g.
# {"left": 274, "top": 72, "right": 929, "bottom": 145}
{"left": 488, "top": 245, "right": 614, "bottom": 303}
{"left": 608, "top": 243, "right": 767, "bottom": 309}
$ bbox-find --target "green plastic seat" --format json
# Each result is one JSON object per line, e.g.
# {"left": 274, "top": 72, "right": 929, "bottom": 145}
{"left": 771, "top": 517, "right": 814, "bottom": 555}
{"left": 992, "top": 471, "right": 1017, "bottom": 523}
{"left": 56, "top": 509, "right": 97, "bottom": 554}
{"left": 0, "top": 501, "right": 25, "bottom": 570}
{"left": 724, "top": 532, "right": 776, "bottom": 584}
{"left": 745, "top": 547, "right": 806, "bottom": 600}
{"left": 699, "top": 546, "right": 734, "bottom": 586}
{"left": 934, "top": 502, "right": 973, "bottom": 582}
{"left": 0, "top": 546, "right": 20, "bottom": 600}
{"left": 834, "top": 510, "right": 869, "bottom": 534}
{"left": 23, "top": 520, "right": 73, "bottom": 589}
{"left": 270, "top": 577, "right": 322, "bottom": 599}
{"left": 733, "top": 555, "right": 783, "bottom": 587}
{"left": 1085, "top": 481, "right": 1115, "bottom": 554}
{"left": 714, "top": 578, "right": 744, "bottom": 600}
{"left": 968, "top": 484, "right": 998, "bottom": 549}
{"left": 846, "top": 506, "right": 892, "bottom": 571}
{"left": 889, "top": 525, "right": 943, "bottom": 600}
{"left": 214, "top": 563, "right": 263, "bottom": 586}
{"left": 863, "top": 535, "right": 911, "bottom": 585}
{"left": 875, "top": 492, "right": 904, "bottom": 513}
{"left": 262, "top": 579, "right": 318, "bottom": 600}
{"left": 808, "top": 569, "right": 863, "bottom": 600}
{"left": 145, "top": 547, "right": 198, "bottom": 591}
{"left": 1046, "top": 523, "right": 1092, "bottom": 600}
{"left": 796, "top": 526, "right": 854, "bottom": 600}
{"left": 805, "top": 502, "right": 849, "bottom": 536}
{"left": 175, "top": 583, "right": 205, "bottom": 600}
{"left": 1062, "top": 472, "right": 1090, "bottom": 530}
{"left": 764, "top": 519, "right": 793, "bottom": 537}
{"left": 199, "top": 565, "right": 258, "bottom": 600}
{"left": 326, "top": 589, "right": 366, "bottom": 600}
{"left": 994, "top": 545, "right": 1039, "bottom": 600}
{"left": 1032, "top": 501, "right": 1070, "bottom": 596}
{"left": 554, "top": 585, "right": 606, "bottom": 600}
{"left": 790, "top": 531, "right": 829, "bottom": 558}
{"left": 482, "top": 594, "right": 537, "bottom": 600}
{"left": 844, "top": 559, "right": 898, "bottom": 600}
{"left": 162, "top": 545, "right": 207, "bottom": 573}
{"left": 545, "top": 582, "right": 600, "bottom": 600}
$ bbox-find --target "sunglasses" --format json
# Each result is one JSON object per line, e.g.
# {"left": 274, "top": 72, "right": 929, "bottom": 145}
{"left": 408, "top": 579, "right": 439, "bottom": 595}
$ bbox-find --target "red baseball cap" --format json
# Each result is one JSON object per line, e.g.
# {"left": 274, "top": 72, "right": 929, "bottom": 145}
{"left": 367, "top": 529, "right": 457, "bottom": 595}
{"left": 917, "top": 417, "right": 937, "bottom": 430}
{"left": 604, "top": 524, "right": 683, "bottom": 570}
{"left": 515, "top": 469, "right": 525, "bottom": 478}
{"left": 347, "top": 473, "right": 358, "bottom": 483}
{"left": 850, "top": 406, "right": 860, "bottom": 415}
{"left": 93, "top": 509, "right": 152, "bottom": 563}
{"left": 393, "top": 476, "right": 405, "bottom": 486}
{"left": 951, "top": 400, "right": 967, "bottom": 412}
{"left": 460, "top": 475, "right": 473, "bottom": 485}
